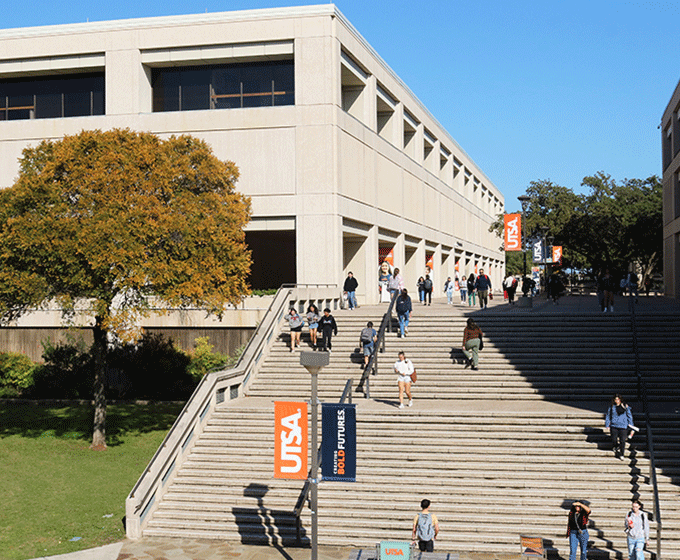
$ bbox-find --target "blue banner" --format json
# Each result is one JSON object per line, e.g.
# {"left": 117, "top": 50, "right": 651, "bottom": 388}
{"left": 321, "top": 403, "right": 356, "bottom": 482}
{"left": 532, "top": 239, "right": 543, "bottom": 263}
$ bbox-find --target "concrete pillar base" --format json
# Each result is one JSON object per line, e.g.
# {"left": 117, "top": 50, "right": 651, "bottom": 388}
{"left": 517, "top": 296, "right": 533, "bottom": 308}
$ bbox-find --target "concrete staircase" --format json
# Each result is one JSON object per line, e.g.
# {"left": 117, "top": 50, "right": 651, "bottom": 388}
{"left": 142, "top": 302, "right": 680, "bottom": 558}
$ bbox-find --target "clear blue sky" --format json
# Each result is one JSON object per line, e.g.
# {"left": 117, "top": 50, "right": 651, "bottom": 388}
{"left": 2, "top": 1, "right": 678, "bottom": 211}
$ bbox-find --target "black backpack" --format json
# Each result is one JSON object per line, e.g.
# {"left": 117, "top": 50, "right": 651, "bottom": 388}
{"left": 424, "top": 278, "right": 433, "bottom": 290}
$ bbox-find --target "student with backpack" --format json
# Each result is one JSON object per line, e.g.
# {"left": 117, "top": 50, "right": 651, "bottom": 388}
{"left": 423, "top": 274, "right": 433, "bottom": 305}
{"left": 412, "top": 498, "right": 439, "bottom": 552}
{"left": 359, "top": 321, "right": 377, "bottom": 369}
{"left": 625, "top": 500, "right": 649, "bottom": 560}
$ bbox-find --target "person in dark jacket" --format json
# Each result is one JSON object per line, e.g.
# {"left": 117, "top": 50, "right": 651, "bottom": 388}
{"left": 318, "top": 308, "right": 338, "bottom": 352}
{"left": 343, "top": 272, "right": 358, "bottom": 310}
{"left": 423, "top": 274, "right": 433, "bottom": 305}
{"left": 605, "top": 394, "right": 635, "bottom": 460}
{"left": 474, "top": 269, "right": 492, "bottom": 309}
{"left": 467, "top": 273, "right": 476, "bottom": 306}
{"left": 566, "top": 501, "right": 591, "bottom": 560}
{"left": 395, "top": 289, "right": 412, "bottom": 338}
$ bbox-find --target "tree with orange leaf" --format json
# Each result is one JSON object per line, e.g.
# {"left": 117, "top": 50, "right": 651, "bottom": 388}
{"left": 0, "top": 129, "right": 251, "bottom": 449}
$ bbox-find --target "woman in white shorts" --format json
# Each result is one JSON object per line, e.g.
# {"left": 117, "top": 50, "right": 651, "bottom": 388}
{"left": 394, "top": 351, "right": 414, "bottom": 409}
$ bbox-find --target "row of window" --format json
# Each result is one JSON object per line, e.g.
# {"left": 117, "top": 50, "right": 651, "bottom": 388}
{"left": 0, "top": 73, "right": 104, "bottom": 120}
{"left": 0, "top": 60, "right": 295, "bottom": 121}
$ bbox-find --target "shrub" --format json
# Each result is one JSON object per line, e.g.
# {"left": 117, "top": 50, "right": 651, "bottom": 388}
{"left": 0, "top": 352, "right": 38, "bottom": 397}
{"left": 106, "top": 333, "right": 193, "bottom": 400}
{"left": 30, "top": 336, "right": 94, "bottom": 399}
{"left": 186, "top": 337, "right": 232, "bottom": 380}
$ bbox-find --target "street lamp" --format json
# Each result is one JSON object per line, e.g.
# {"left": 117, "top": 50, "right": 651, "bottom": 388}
{"left": 517, "top": 195, "right": 531, "bottom": 280}
{"left": 299, "top": 351, "right": 329, "bottom": 560}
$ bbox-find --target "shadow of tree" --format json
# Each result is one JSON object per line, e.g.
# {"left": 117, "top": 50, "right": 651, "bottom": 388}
{"left": 0, "top": 401, "right": 184, "bottom": 446}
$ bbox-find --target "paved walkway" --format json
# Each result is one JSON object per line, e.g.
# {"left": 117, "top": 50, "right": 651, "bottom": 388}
{"left": 37, "top": 539, "right": 519, "bottom": 560}
{"left": 32, "top": 291, "right": 679, "bottom": 560}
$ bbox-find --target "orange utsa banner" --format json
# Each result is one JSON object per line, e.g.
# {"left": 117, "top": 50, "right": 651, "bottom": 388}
{"left": 504, "top": 214, "right": 522, "bottom": 251}
{"left": 552, "top": 246, "right": 563, "bottom": 264}
{"left": 274, "top": 401, "right": 308, "bottom": 479}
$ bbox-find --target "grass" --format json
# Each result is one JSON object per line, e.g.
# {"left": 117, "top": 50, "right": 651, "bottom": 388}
{"left": 0, "top": 401, "right": 184, "bottom": 560}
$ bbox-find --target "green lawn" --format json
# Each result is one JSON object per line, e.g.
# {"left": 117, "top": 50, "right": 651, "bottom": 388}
{"left": 0, "top": 401, "right": 184, "bottom": 560}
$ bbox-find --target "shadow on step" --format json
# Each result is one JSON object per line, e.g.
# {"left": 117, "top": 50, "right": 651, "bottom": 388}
{"left": 233, "top": 483, "right": 308, "bottom": 551}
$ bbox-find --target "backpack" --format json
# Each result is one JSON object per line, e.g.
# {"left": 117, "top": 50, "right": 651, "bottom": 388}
{"left": 416, "top": 513, "right": 435, "bottom": 541}
{"left": 424, "top": 278, "right": 433, "bottom": 291}
{"left": 360, "top": 327, "right": 374, "bottom": 345}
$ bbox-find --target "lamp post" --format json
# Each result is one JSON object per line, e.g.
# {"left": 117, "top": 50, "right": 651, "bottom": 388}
{"left": 517, "top": 195, "right": 531, "bottom": 281}
{"left": 299, "top": 351, "right": 329, "bottom": 560}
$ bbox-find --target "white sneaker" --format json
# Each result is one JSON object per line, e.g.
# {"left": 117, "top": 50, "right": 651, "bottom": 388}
{"left": 408, "top": 400, "right": 413, "bottom": 407}
{"left": 399, "top": 403, "right": 404, "bottom": 409}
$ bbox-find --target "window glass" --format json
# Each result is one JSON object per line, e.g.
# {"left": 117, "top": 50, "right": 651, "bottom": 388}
{"left": 0, "top": 73, "right": 104, "bottom": 120}
{"left": 151, "top": 60, "right": 293, "bottom": 112}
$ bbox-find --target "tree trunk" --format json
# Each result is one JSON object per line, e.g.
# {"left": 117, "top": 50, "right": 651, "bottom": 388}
{"left": 91, "top": 317, "right": 108, "bottom": 450}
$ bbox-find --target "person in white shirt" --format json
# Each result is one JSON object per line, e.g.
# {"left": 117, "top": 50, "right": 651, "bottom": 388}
{"left": 394, "top": 351, "right": 414, "bottom": 409}
{"left": 625, "top": 500, "right": 649, "bottom": 560}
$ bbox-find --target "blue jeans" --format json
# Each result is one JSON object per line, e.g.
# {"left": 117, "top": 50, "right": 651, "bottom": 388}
{"left": 347, "top": 291, "right": 357, "bottom": 309}
{"left": 398, "top": 313, "right": 409, "bottom": 337}
{"left": 627, "top": 537, "right": 645, "bottom": 560}
{"left": 569, "top": 529, "right": 588, "bottom": 560}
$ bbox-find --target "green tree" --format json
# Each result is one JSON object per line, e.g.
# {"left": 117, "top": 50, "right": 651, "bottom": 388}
{"left": 0, "top": 129, "right": 251, "bottom": 449}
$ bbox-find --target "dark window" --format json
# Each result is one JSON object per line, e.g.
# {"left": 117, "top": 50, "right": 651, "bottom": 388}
{"left": 152, "top": 60, "right": 294, "bottom": 112}
{"left": 0, "top": 73, "right": 104, "bottom": 121}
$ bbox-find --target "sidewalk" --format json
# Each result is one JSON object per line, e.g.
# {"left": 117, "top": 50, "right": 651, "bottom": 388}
{"left": 38, "top": 538, "right": 518, "bottom": 560}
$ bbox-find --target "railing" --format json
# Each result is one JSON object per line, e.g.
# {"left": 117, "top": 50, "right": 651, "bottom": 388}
{"left": 628, "top": 291, "right": 662, "bottom": 559}
{"left": 125, "top": 283, "right": 340, "bottom": 539}
{"left": 355, "top": 292, "right": 398, "bottom": 398}
{"left": 294, "top": 378, "right": 353, "bottom": 544}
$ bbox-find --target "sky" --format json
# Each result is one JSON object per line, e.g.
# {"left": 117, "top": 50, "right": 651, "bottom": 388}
{"left": 2, "top": 0, "right": 679, "bottom": 211}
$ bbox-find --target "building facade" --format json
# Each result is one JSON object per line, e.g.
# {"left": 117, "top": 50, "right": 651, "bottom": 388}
{"left": 0, "top": 5, "right": 504, "bottom": 305}
{"left": 662, "top": 78, "right": 680, "bottom": 299}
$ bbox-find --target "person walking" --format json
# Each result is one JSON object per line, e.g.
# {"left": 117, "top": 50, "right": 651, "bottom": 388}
{"left": 343, "top": 272, "right": 358, "bottom": 310}
{"left": 359, "top": 321, "right": 377, "bottom": 369}
{"left": 317, "top": 308, "right": 338, "bottom": 352}
{"left": 567, "top": 501, "right": 591, "bottom": 560}
{"left": 394, "top": 351, "right": 414, "bottom": 409}
{"left": 475, "top": 268, "right": 492, "bottom": 309}
{"left": 395, "top": 289, "right": 412, "bottom": 338}
{"left": 602, "top": 268, "right": 616, "bottom": 312}
{"left": 627, "top": 271, "right": 639, "bottom": 303}
{"left": 445, "top": 277, "right": 455, "bottom": 305}
{"left": 305, "top": 304, "right": 320, "bottom": 349}
{"left": 412, "top": 499, "right": 439, "bottom": 552}
{"left": 605, "top": 394, "right": 635, "bottom": 460}
{"left": 284, "top": 308, "right": 303, "bottom": 352}
{"left": 458, "top": 275, "right": 467, "bottom": 303}
{"left": 417, "top": 276, "right": 425, "bottom": 304}
{"left": 625, "top": 500, "right": 649, "bottom": 560}
{"left": 423, "top": 274, "right": 433, "bottom": 305}
{"left": 462, "top": 318, "right": 483, "bottom": 370}
{"left": 467, "top": 273, "right": 476, "bottom": 306}
{"left": 388, "top": 268, "right": 403, "bottom": 301}
{"left": 504, "top": 274, "right": 517, "bottom": 305}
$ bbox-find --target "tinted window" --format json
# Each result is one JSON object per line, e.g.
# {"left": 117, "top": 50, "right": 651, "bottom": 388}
{"left": 0, "top": 73, "right": 104, "bottom": 121}
{"left": 152, "top": 60, "right": 294, "bottom": 112}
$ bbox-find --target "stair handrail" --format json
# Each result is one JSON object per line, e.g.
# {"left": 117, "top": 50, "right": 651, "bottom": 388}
{"left": 294, "top": 378, "right": 353, "bottom": 544}
{"left": 356, "top": 292, "right": 398, "bottom": 398}
{"left": 628, "top": 291, "right": 662, "bottom": 559}
{"left": 125, "top": 283, "right": 340, "bottom": 539}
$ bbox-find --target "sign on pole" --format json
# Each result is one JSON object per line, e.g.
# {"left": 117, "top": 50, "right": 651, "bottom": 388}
{"left": 504, "top": 214, "right": 522, "bottom": 251}
{"left": 380, "top": 542, "right": 411, "bottom": 560}
{"left": 552, "top": 245, "right": 563, "bottom": 265}
{"left": 321, "top": 403, "right": 356, "bottom": 481}
{"left": 532, "top": 239, "right": 543, "bottom": 263}
{"left": 274, "top": 401, "right": 308, "bottom": 479}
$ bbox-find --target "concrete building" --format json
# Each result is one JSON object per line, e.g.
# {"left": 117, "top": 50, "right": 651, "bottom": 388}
{"left": 0, "top": 4, "right": 504, "bottom": 306}
{"left": 662, "top": 78, "right": 680, "bottom": 299}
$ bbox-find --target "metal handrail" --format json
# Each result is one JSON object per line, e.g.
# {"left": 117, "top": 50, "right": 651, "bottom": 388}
{"left": 294, "top": 378, "right": 353, "bottom": 544}
{"left": 356, "top": 292, "right": 398, "bottom": 397}
{"left": 628, "top": 291, "right": 662, "bottom": 559}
